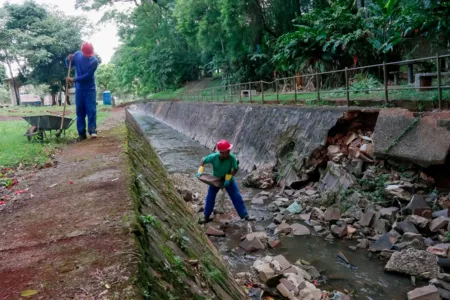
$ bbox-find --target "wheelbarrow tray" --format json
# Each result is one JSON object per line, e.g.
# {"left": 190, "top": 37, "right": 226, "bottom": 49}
{"left": 23, "top": 115, "right": 73, "bottom": 131}
{"left": 198, "top": 174, "right": 224, "bottom": 189}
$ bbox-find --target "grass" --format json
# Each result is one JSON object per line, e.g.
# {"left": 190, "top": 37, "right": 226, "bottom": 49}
{"left": 0, "top": 109, "right": 110, "bottom": 168}
{"left": 149, "top": 87, "right": 185, "bottom": 100}
{"left": 182, "top": 85, "right": 450, "bottom": 105}
{"left": 0, "top": 102, "right": 113, "bottom": 117}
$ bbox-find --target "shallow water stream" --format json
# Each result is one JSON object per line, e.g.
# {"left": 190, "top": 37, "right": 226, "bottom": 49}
{"left": 130, "top": 108, "right": 415, "bottom": 300}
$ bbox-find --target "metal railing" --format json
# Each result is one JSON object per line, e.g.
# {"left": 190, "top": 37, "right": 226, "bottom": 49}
{"left": 181, "top": 54, "right": 450, "bottom": 109}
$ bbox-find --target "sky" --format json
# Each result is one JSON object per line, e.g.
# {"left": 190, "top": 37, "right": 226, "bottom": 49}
{"left": 0, "top": 0, "right": 132, "bottom": 64}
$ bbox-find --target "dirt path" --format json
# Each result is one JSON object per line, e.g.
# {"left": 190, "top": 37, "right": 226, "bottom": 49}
{"left": 0, "top": 109, "right": 140, "bottom": 300}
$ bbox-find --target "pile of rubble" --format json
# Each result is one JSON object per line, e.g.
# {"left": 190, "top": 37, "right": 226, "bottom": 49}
{"left": 234, "top": 254, "right": 350, "bottom": 300}
{"left": 241, "top": 125, "right": 450, "bottom": 298}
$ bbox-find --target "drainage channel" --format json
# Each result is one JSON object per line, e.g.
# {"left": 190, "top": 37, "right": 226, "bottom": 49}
{"left": 130, "top": 108, "right": 414, "bottom": 300}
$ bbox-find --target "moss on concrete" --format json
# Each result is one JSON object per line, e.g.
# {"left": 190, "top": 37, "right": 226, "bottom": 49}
{"left": 126, "top": 110, "right": 246, "bottom": 300}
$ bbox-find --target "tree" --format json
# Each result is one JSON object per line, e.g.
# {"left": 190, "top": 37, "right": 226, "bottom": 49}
{"left": 27, "top": 13, "right": 88, "bottom": 105}
{"left": 96, "top": 63, "right": 119, "bottom": 92}
{"left": 0, "top": 64, "right": 6, "bottom": 84}
{"left": 77, "top": 0, "right": 450, "bottom": 94}
{"left": 0, "top": 1, "right": 89, "bottom": 105}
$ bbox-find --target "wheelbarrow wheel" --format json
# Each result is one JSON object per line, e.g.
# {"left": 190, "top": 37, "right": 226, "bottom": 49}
{"left": 36, "top": 130, "right": 44, "bottom": 141}
{"left": 26, "top": 126, "right": 37, "bottom": 142}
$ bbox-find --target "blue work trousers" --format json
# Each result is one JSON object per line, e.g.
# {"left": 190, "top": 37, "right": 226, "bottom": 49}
{"left": 75, "top": 89, "right": 97, "bottom": 136}
{"left": 204, "top": 179, "right": 248, "bottom": 218}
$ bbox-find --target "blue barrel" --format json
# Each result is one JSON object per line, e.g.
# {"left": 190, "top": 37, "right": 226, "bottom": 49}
{"left": 102, "top": 91, "right": 112, "bottom": 105}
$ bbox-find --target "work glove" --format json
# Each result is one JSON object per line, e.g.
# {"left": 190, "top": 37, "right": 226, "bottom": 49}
{"left": 197, "top": 166, "right": 205, "bottom": 178}
{"left": 224, "top": 174, "right": 233, "bottom": 187}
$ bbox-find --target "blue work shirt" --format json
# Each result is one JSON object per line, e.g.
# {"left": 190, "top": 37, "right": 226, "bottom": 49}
{"left": 65, "top": 51, "right": 99, "bottom": 90}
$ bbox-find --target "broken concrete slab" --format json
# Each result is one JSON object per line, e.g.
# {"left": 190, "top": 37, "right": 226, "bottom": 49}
{"left": 206, "top": 227, "right": 226, "bottom": 237}
{"left": 402, "top": 232, "right": 424, "bottom": 242}
{"left": 430, "top": 216, "right": 449, "bottom": 232}
{"left": 394, "top": 220, "right": 419, "bottom": 234}
{"left": 359, "top": 210, "right": 375, "bottom": 227}
{"left": 427, "top": 246, "right": 449, "bottom": 257}
{"left": 433, "top": 209, "right": 450, "bottom": 218}
{"left": 310, "top": 207, "right": 324, "bottom": 221}
{"left": 253, "top": 259, "right": 272, "bottom": 273}
{"left": 379, "top": 206, "right": 399, "bottom": 223}
{"left": 331, "top": 224, "right": 348, "bottom": 238}
{"left": 239, "top": 237, "right": 265, "bottom": 252}
{"left": 298, "top": 213, "right": 311, "bottom": 221}
{"left": 259, "top": 264, "right": 275, "bottom": 283}
{"left": 280, "top": 278, "right": 297, "bottom": 293}
{"left": 373, "top": 219, "right": 390, "bottom": 234}
{"left": 369, "top": 233, "right": 398, "bottom": 252}
{"left": 304, "top": 189, "right": 317, "bottom": 196}
{"left": 345, "top": 206, "right": 364, "bottom": 220}
{"left": 324, "top": 206, "right": 341, "bottom": 222}
{"left": 251, "top": 196, "right": 267, "bottom": 205}
{"left": 373, "top": 109, "right": 450, "bottom": 168}
{"left": 273, "top": 255, "right": 292, "bottom": 271}
{"left": 291, "top": 223, "right": 311, "bottom": 236}
{"left": 385, "top": 248, "right": 440, "bottom": 279}
{"left": 407, "top": 285, "right": 440, "bottom": 300}
{"left": 283, "top": 266, "right": 299, "bottom": 277}
{"left": 437, "top": 288, "right": 450, "bottom": 300}
{"left": 318, "top": 161, "right": 356, "bottom": 193}
{"left": 246, "top": 232, "right": 268, "bottom": 243}
{"left": 275, "top": 222, "right": 293, "bottom": 235}
{"left": 295, "top": 265, "right": 320, "bottom": 280}
{"left": 357, "top": 238, "right": 370, "bottom": 249}
{"left": 274, "top": 213, "right": 285, "bottom": 225}
{"left": 347, "top": 225, "right": 357, "bottom": 236}
{"left": 404, "top": 194, "right": 430, "bottom": 214}
{"left": 407, "top": 215, "right": 430, "bottom": 229}
{"left": 269, "top": 240, "right": 281, "bottom": 249}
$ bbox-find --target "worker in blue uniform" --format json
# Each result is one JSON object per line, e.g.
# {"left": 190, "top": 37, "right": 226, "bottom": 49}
{"left": 65, "top": 42, "right": 99, "bottom": 140}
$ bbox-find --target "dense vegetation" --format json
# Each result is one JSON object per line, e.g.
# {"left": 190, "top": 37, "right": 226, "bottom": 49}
{"left": 77, "top": 0, "right": 449, "bottom": 97}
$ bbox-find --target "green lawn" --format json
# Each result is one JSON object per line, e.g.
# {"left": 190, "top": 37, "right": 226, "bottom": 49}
{"left": 149, "top": 87, "right": 185, "bottom": 100}
{"left": 182, "top": 86, "right": 450, "bottom": 105}
{"left": 0, "top": 103, "right": 113, "bottom": 117}
{"left": 0, "top": 110, "right": 110, "bottom": 168}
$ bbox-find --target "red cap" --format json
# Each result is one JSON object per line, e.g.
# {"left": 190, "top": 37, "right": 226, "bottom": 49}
{"left": 217, "top": 140, "right": 233, "bottom": 152}
{"left": 81, "top": 42, "right": 94, "bottom": 57}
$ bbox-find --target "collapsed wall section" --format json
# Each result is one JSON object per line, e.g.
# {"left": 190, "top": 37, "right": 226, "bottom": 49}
{"left": 144, "top": 102, "right": 350, "bottom": 185}
{"left": 126, "top": 110, "right": 246, "bottom": 299}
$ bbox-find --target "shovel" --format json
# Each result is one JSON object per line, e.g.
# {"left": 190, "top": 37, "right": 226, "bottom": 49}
{"left": 56, "top": 58, "right": 72, "bottom": 138}
{"left": 198, "top": 174, "right": 226, "bottom": 213}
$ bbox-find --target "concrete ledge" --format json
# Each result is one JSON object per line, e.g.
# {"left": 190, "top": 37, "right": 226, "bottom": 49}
{"left": 373, "top": 109, "right": 450, "bottom": 167}
{"left": 142, "top": 102, "right": 351, "bottom": 183}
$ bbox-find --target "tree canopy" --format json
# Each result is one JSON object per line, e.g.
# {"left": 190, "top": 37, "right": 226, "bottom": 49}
{"left": 79, "top": 0, "right": 450, "bottom": 96}
{"left": 0, "top": 0, "right": 89, "bottom": 104}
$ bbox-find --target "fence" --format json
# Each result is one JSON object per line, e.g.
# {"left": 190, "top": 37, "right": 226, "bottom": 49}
{"left": 181, "top": 53, "right": 450, "bottom": 110}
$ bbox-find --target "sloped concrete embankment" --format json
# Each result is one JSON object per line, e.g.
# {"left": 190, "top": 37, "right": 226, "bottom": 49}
{"left": 143, "top": 102, "right": 450, "bottom": 189}
{"left": 143, "top": 102, "right": 359, "bottom": 186}
{"left": 126, "top": 110, "right": 246, "bottom": 299}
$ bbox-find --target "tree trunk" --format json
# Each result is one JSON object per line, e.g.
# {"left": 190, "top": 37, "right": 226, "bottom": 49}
{"left": 51, "top": 94, "right": 57, "bottom": 106}
{"left": 5, "top": 60, "right": 20, "bottom": 105}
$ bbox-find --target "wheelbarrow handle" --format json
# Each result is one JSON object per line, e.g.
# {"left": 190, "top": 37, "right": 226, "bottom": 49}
{"left": 68, "top": 117, "right": 77, "bottom": 129}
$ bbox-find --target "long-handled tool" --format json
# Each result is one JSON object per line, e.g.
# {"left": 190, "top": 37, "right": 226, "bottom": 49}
{"left": 56, "top": 58, "right": 72, "bottom": 138}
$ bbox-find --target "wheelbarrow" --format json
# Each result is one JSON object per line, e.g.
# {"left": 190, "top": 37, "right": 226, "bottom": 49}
{"left": 23, "top": 115, "right": 76, "bottom": 141}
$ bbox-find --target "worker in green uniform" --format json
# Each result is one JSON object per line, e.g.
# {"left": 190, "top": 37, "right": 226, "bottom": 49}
{"left": 197, "top": 140, "right": 254, "bottom": 224}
